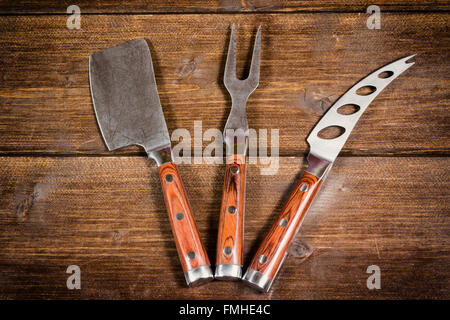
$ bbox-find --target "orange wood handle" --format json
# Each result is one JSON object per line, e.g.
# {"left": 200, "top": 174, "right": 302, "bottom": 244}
{"left": 216, "top": 155, "right": 246, "bottom": 269}
{"left": 158, "top": 162, "right": 210, "bottom": 273}
{"left": 246, "top": 171, "right": 322, "bottom": 287}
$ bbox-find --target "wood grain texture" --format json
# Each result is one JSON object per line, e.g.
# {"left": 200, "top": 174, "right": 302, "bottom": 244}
{"left": 0, "top": 1, "right": 448, "bottom": 300}
{"left": 0, "top": 0, "right": 449, "bottom": 14}
{"left": 247, "top": 171, "right": 321, "bottom": 283}
{"left": 0, "top": 156, "right": 448, "bottom": 299}
{"left": 158, "top": 162, "right": 211, "bottom": 274}
{"left": 0, "top": 14, "right": 448, "bottom": 156}
{"left": 216, "top": 155, "right": 246, "bottom": 267}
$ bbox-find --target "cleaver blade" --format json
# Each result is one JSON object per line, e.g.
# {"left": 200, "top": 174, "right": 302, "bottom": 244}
{"left": 89, "top": 39, "right": 170, "bottom": 154}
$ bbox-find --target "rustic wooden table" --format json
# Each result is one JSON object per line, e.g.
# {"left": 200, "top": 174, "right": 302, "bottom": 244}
{"left": 0, "top": 1, "right": 448, "bottom": 299}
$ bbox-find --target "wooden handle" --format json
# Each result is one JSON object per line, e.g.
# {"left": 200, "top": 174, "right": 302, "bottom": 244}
{"left": 158, "top": 162, "right": 212, "bottom": 285}
{"left": 215, "top": 155, "right": 246, "bottom": 279}
{"left": 243, "top": 171, "right": 322, "bottom": 291}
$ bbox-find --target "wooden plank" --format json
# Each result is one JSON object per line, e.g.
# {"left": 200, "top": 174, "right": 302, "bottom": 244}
{"left": 0, "top": 14, "right": 448, "bottom": 156}
{"left": 0, "top": 156, "right": 448, "bottom": 299}
{"left": 0, "top": 0, "right": 449, "bottom": 14}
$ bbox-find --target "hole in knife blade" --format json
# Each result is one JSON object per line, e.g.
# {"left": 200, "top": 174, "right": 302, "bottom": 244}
{"left": 337, "top": 104, "right": 360, "bottom": 115}
{"left": 317, "top": 125, "right": 346, "bottom": 140}
{"left": 356, "top": 85, "right": 376, "bottom": 96}
{"left": 378, "top": 71, "right": 394, "bottom": 79}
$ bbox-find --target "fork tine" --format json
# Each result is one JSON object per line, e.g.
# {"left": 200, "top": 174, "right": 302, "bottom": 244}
{"left": 224, "top": 24, "right": 237, "bottom": 84}
{"left": 247, "top": 25, "right": 261, "bottom": 84}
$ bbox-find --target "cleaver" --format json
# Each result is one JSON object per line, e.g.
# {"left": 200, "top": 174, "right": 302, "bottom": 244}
{"left": 89, "top": 39, "right": 213, "bottom": 286}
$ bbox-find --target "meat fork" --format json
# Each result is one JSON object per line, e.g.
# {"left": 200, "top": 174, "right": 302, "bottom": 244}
{"left": 215, "top": 24, "right": 261, "bottom": 280}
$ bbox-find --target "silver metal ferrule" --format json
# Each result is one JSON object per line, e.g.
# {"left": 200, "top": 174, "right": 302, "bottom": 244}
{"left": 184, "top": 265, "right": 214, "bottom": 287}
{"left": 148, "top": 146, "right": 173, "bottom": 166}
{"left": 224, "top": 133, "right": 249, "bottom": 158}
{"left": 215, "top": 264, "right": 242, "bottom": 280}
{"left": 242, "top": 268, "right": 273, "bottom": 292}
{"left": 305, "top": 153, "right": 332, "bottom": 179}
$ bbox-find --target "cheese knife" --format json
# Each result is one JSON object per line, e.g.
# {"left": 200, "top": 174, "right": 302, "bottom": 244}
{"left": 242, "top": 55, "right": 416, "bottom": 292}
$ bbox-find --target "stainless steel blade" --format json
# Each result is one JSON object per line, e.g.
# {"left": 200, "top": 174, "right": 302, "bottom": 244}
{"left": 307, "top": 55, "right": 415, "bottom": 163}
{"left": 89, "top": 39, "right": 170, "bottom": 153}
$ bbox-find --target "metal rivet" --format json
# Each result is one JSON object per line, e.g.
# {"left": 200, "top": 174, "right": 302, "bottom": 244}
{"left": 230, "top": 165, "right": 239, "bottom": 174}
{"left": 228, "top": 206, "right": 236, "bottom": 214}
{"left": 165, "top": 174, "right": 173, "bottom": 182}
{"left": 299, "top": 183, "right": 308, "bottom": 192}
{"left": 188, "top": 251, "right": 196, "bottom": 260}
{"left": 280, "top": 218, "right": 288, "bottom": 227}
{"left": 223, "top": 246, "right": 232, "bottom": 255}
{"left": 176, "top": 212, "right": 184, "bottom": 221}
{"left": 259, "top": 255, "right": 267, "bottom": 264}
